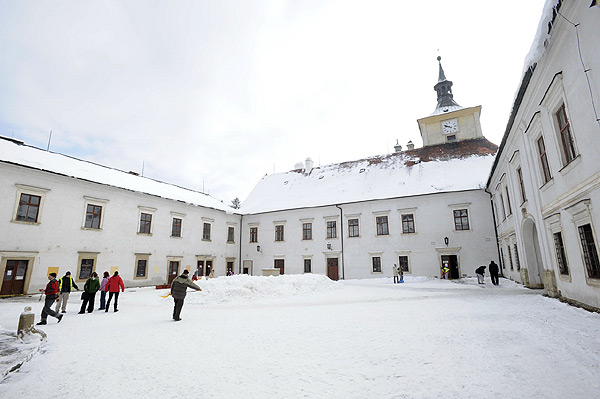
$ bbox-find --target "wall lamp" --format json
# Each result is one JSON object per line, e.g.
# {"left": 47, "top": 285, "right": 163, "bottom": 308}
{"left": 257, "top": 245, "right": 261, "bottom": 252}
{"left": 327, "top": 242, "right": 332, "bottom": 250}
{"left": 444, "top": 237, "right": 449, "bottom": 246}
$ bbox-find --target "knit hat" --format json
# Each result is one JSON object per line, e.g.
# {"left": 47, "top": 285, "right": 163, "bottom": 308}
{"left": 65, "top": 271, "right": 71, "bottom": 275}
{"left": 182, "top": 270, "right": 189, "bottom": 275}
{"left": 49, "top": 272, "right": 57, "bottom": 277}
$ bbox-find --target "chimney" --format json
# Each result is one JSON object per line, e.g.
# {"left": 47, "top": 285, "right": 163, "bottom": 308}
{"left": 294, "top": 162, "right": 304, "bottom": 170}
{"left": 394, "top": 139, "right": 402, "bottom": 153}
{"left": 407, "top": 140, "right": 415, "bottom": 150}
{"left": 304, "top": 157, "right": 313, "bottom": 174}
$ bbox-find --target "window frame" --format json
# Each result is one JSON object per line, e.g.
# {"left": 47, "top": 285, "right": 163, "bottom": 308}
{"left": 326, "top": 220, "right": 337, "bottom": 239}
{"left": 453, "top": 209, "right": 470, "bottom": 231}
{"left": 371, "top": 256, "right": 382, "bottom": 273}
{"left": 555, "top": 103, "right": 577, "bottom": 165}
{"left": 134, "top": 253, "right": 150, "bottom": 279}
{"left": 76, "top": 252, "right": 99, "bottom": 282}
{"left": 137, "top": 206, "right": 156, "bottom": 236}
{"left": 376, "top": 216, "right": 389, "bottom": 236}
{"left": 227, "top": 226, "right": 235, "bottom": 243}
{"left": 12, "top": 184, "right": 50, "bottom": 225}
{"left": 401, "top": 214, "right": 415, "bottom": 234}
{"left": 249, "top": 226, "right": 258, "bottom": 243}
{"left": 302, "top": 223, "right": 313, "bottom": 241}
{"left": 202, "top": 222, "right": 212, "bottom": 241}
{"left": 553, "top": 232, "right": 569, "bottom": 276}
{"left": 348, "top": 218, "right": 360, "bottom": 238}
{"left": 537, "top": 135, "right": 552, "bottom": 185}
{"left": 517, "top": 167, "right": 527, "bottom": 204}
{"left": 275, "top": 224, "right": 285, "bottom": 242}
{"left": 303, "top": 257, "right": 312, "bottom": 273}
{"left": 171, "top": 217, "right": 182, "bottom": 238}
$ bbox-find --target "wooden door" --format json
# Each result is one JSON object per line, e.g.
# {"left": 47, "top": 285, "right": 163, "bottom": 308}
{"left": 1, "top": 260, "right": 28, "bottom": 295}
{"left": 274, "top": 259, "right": 284, "bottom": 275}
{"left": 327, "top": 258, "right": 339, "bottom": 281}
{"left": 168, "top": 261, "right": 179, "bottom": 284}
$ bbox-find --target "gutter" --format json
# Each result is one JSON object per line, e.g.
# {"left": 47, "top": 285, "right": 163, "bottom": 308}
{"left": 335, "top": 204, "right": 345, "bottom": 280}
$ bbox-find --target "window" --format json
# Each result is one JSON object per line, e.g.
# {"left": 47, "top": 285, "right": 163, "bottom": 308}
{"left": 275, "top": 225, "right": 284, "bottom": 241}
{"left": 326, "top": 221, "right": 337, "bottom": 239}
{"left": 79, "top": 259, "right": 94, "bottom": 280}
{"left": 537, "top": 136, "right": 552, "bottom": 184}
{"left": 402, "top": 214, "right": 415, "bottom": 234}
{"left": 302, "top": 223, "right": 312, "bottom": 240}
{"left": 136, "top": 259, "right": 147, "bottom": 278}
{"left": 203, "top": 223, "right": 211, "bottom": 241}
{"left": 553, "top": 232, "right": 569, "bottom": 275}
{"left": 250, "top": 227, "right": 258, "bottom": 243}
{"left": 453, "top": 209, "right": 470, "bottom": 231}
{"left": 171, "top": 218, "right": 182, "bottom": 237}
{"left": 514, "top": 243, "right": 521, "bottom": 271}
{"left": 555, "top": 103, "right": 577, "bottom": 164}
{"left": 507, "top": 243, "right": 514, "bottom": 271}
{"left": 372, "top": 257, "right": 382, "bottom": 273}
{"left": 517, "top": 167, "right": 527, "bottom": 203}
{"left": 398, "top": 256, "right": 409, "bottom": 272}
{"left": 84, "top": 204, "right": 103, "bottom": 229}
{"left": 227, "top": 226, "right": 235, "bottom": 243}
{"left": 505, "top": 188, "right": 512, "bottom": 216}
{"left": 348, "top": 219, "right": 359, "bottom": 237}
{"left": 446, "top": 135, "right": 456, "bottom": 142}
{"left": 16, "top": 193, "right": 41, "bottom": 223}
{"left": 578, "top": 224, "right": 600, "bottom": 279}
{"left": 139, "top": 213, "right": 152, "bottom": 234}
{"left": 499, "top": 194, "right": 507, "bottom": 220}
{"left": 304, "top": 258, "right": 312, "bottom": 273}
{"left": 376, "top": 216, "right": 389, "bottom": 236}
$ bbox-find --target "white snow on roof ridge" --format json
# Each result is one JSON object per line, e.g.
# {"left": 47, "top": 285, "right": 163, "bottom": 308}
{"left": 240, "top": 151, "right": 496, "bottom": 214}
{"left": 0, "top": 137, "right": 233, "bottom": 213}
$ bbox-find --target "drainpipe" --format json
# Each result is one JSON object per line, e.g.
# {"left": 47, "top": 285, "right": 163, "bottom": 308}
{"left": 335, "top": 204, "right": 345, "bottom": 280}
{"left": 485, "top": 189, "right": 504, "bottom": 277}
{"left": 239, "top": 214, "right": 243, "bottom": 274}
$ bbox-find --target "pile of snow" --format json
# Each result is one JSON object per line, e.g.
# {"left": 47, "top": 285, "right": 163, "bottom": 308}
{"left": 159, "top": 273, "right": 342, "bottom": 305}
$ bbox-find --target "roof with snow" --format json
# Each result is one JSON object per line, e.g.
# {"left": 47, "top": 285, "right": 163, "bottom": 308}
{"left": 0, "top": 136, "right": 234, "bottom": 213}
{"left": 241, "top": 138, "right": 498, "bottom": 214}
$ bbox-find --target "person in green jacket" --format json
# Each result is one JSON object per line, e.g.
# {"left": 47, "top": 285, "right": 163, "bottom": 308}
{"left": 79, "top": 272, "right": 101, "bottom": 314}
{"left": 170, "top": 269, "right": 202, "bottom": 321}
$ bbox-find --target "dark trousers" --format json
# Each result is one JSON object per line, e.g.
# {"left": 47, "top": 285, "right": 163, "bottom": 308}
{"left": 173, "top": 297, "right": 185, "bottom": 320}
{"left": 106, "top": 292, "right": 120, "bottom": 311}
{"left": 41, "top": 295, "right": 59, "bottom": 322}
{"left": 490, "top": 273, "right": 499, "bottom": 285}
{"left": 80, "top": 292, "right": 97, "bottom": 313}
{"left": 99, "top": 291, "right": 107, "bottom": 309}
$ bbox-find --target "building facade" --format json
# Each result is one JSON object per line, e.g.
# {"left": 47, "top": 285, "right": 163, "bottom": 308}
{"left": 487, "top": 1, "right": 600, "bottom": 309}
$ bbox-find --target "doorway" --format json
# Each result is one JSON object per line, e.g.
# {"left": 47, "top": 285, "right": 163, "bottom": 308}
{"left": 168, "top": 261, "right": 179, "bottom": 284}
{"left": 441, "top": 255, "right": 460, "bottom": 280}
{"left": 243, "top": 260, "right": 252, "bottom": 275}
{"left": 327, "top": 258, "right": 339, "bottom": 281}
{"left": 1, "top": 260, "right": 28, "bottom": 295}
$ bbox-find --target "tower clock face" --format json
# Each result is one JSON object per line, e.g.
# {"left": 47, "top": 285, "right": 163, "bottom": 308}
{"left": 442, "top": 118, "right": 458, "bottom": 134}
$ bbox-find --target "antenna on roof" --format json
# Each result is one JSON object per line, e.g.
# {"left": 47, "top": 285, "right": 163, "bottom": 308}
{"left": 142, "top": 161, "right": 145, "bottom": 177}
{"left": 46, "top": 130, "right": 52, "bottom": 151}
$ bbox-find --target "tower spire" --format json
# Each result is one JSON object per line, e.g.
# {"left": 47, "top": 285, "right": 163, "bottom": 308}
{"left": 433, "top": 56, "right": 461, "bottom": 113}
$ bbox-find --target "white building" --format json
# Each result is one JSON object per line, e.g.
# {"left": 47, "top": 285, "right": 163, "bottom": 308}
{"left": 487, "top": 0, "right": 600, "bottom": 310}
{"left": 239, "top": 58, "right": 499, "bottom": 280}
{"left": 0, "top": 136, "right": 239, "bottom": 295}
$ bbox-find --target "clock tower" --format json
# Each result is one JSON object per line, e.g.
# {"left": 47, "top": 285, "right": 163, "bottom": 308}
{"left": 417, "top": 57, "right": 483, "bottom": 147}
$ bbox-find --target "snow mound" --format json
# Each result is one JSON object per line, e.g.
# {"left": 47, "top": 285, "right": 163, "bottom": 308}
{"left": 188, "top": 274, "right": 342, "bottom": 305}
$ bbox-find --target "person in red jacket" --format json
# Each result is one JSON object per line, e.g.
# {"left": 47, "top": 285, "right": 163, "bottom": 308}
{"left": 104, "top": 271, "right": 125, "bottom": 312}
{"left": 37, "top": 273, "right": 64, "bottom": 325}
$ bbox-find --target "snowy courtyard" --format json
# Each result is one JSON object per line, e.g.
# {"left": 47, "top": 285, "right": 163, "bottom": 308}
{"left": 1, "top": 274, "right": 599, "bottom": 399}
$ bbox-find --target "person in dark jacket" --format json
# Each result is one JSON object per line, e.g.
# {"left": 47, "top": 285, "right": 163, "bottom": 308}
{"left": 79, "top": 272, "right": 101, "bottom": 314}
{"left": 105, "top": 271, "right": 125, "bottom": 312}
{"left": 99, "top": 271, "right": 110, "bottom": 310}
{"left": 489, "top": 261, "right": 500, "bottom": 286}
{"left": 55, "top": 271, "right": 79, "bottom": 313}
{"left": 37, "top": 273, "right": 63, "bottom": 325}
{"left": 475, "top": 266, "right": 486, "bottom": 284}
{"left": 170, "top": 269, "right": 202, "bottom": 321}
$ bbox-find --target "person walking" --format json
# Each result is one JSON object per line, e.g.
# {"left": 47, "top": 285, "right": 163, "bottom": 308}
{"left": 208, "top": 267, "right": 215, "bottom": 279}
{"left": 105, "top": 271, "right": 124, "bottom": 312}
{"left": 489, "top": 261, "right": 500, "bottom": 286}
{"left": 475, "top": 265, "right": 486, "bottom": 284}
{"left": 79, "top": 272, "right": 100, "bottom": 314}
{"left": 393, "top": 264, "right": 399, "bottom": 284}
{"left": 99, "top": 271, "right": 109, "bottom": 310}
{"left": 170, "top": 269, "right": 202, "bottom": 321}
{"left": 37, "top": 273, "right": 63, "bottom": 325}
{"left": 55, "top": 271, "right": 79, "bottom": 313}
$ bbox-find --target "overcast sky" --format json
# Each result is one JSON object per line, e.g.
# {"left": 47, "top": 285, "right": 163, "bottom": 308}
{"left": 0, "top": 0, "right": 547, "bottom": 204}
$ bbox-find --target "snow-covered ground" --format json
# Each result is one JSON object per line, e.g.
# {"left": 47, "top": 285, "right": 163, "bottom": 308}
{"left": 1, "top": 274, "right": 599, "bottom": 398}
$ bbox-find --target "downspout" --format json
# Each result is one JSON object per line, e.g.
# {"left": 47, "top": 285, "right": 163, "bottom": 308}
{"left": 485, "top": 188, "right": 504, "bottom": 277}
{"left": 335, "top": 204, "right": 345, "bottom": 280}
{"left": 239, "top": 213, "right": 243, "bottom": 274}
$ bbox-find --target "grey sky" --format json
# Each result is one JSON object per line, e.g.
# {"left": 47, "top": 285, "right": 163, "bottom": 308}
{"left": 0, "top": 0, "right": 546, "bottom": 204}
